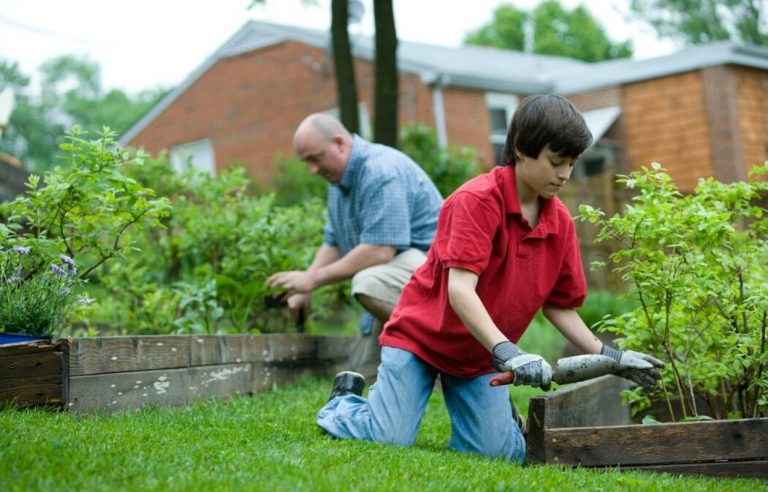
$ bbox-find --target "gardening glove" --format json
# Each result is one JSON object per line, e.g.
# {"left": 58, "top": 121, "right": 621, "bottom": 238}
{"left": 491, "top": 341, "right": 552, "bottom": 390}
{"left": 601, "top": 344, "right": 664, "bottom": 387}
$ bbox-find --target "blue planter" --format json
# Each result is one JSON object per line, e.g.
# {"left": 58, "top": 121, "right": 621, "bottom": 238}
{"left": 0, "top": 332, "right": 52, "bottom": 345}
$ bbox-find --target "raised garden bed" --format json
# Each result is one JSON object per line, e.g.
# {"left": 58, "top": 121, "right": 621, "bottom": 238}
{"left": 526, "top": 375, "right": 768, "bottom": 479}
{"left": 0, "top": 334, "right": 353, "bottom": 412}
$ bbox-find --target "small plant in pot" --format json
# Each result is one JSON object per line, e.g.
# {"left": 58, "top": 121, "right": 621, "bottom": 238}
{"left": 0, "top": 246, "right": 89, "bottom": 343}
{"left": 579, "top": 162, "right": 768, "bottom": 422}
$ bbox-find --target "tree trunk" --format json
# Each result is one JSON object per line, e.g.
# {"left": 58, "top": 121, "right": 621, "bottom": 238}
{"left": 372, "top": 0, "right": 398, "bottom": 147}
{"left": 331, "top": 0, "right": 360, "bottom": 133}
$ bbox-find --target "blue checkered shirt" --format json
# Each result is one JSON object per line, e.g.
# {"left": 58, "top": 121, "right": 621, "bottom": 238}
{"left": 323, "top": 135, "right": 443, "bottom": 255}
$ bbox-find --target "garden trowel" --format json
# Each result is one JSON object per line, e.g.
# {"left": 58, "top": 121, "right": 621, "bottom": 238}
{"left": 490, "top": 354, "right": 623, "bottom": 386}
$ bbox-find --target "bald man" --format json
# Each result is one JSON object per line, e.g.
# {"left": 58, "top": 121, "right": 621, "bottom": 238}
{"left": 268, "top": 114, "right": 443, "bottom": 380}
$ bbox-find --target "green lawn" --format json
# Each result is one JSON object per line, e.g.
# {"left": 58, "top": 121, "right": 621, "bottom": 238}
{"left": 1, "top": 378, "right": 764, "bottom": 491}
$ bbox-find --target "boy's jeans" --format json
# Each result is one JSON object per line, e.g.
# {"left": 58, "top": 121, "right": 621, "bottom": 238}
{"left": 317, "top": 346, "right": 526, "bottom": 462}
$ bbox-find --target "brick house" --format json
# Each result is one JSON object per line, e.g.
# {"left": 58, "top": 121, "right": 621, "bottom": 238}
{"left": 120, "top": 20, "right": 768, "bottom": 192}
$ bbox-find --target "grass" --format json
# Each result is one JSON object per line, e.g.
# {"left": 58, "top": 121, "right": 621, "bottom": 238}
{"left": 1, "top": 378, "right": 764, "bottom": 492}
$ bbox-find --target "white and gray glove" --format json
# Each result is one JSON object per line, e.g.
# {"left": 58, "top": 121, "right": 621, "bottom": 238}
{"left": 601, "top": 344, "right": 664, "bottom": 387}
{"left": 491, "top": 341, "right": 552, "bottom": 389}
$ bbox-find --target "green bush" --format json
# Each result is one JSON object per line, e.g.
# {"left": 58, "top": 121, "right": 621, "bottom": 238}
{"left": 72, "top": 155, "right": 343, "bottom": 335}
{"left": 400, "top": 123, "right": 479, "bottom": 197}
{"left": 0, "top": 127, "right": 169, "bottom": 336}
{"left": 580, "top": 162, "right": 768, "bottom": 420}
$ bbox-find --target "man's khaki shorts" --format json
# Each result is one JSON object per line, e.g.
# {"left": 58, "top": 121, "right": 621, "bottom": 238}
{"left": 350, "top": 248, "right": 427, "bottom": 305}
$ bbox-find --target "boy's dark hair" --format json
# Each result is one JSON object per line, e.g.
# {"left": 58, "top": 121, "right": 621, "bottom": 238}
{"left": 501, "top": 94, "right": 593, "bottom": 166}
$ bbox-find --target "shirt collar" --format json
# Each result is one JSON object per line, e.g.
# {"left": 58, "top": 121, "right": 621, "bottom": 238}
{"left": 336, "top": 135, "right": 364, "bottom": 193}
{"left": 500, "top": 165, "right": 560, "bottom": 236}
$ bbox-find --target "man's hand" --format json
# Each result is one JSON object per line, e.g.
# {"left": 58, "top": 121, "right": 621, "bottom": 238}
{"left": 285, "top": 293, "right": 310, "bottom": 326}
{"left": 490, "top": 341, "right": 552, "bottom": 389}
{"left": 267, "top": 270, "right": 317, "bottom": 295}
{"left": 601, "top": 345, "right": 664, "bottom": 387}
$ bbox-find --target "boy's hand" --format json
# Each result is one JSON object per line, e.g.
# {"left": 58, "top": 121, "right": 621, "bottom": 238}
{"left": 601, "top": 344, "right": 664, "bottom": 387}
{"left": 491, "top": 341, "right": 552, "bottom": 389}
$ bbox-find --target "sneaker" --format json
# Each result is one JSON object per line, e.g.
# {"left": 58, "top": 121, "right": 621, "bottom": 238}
{"left": 328, "top": 371, "right": 366, "bottom": 401}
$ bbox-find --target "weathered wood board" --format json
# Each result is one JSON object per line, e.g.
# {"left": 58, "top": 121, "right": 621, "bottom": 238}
{"left": 526, "top": 375, "right": 768, "bottom": 479}
{"left": 68, "top": 363, "right": 253, "bottom": 412}
{"left": 0, "top": 339, "right": 67, "bottom": 408}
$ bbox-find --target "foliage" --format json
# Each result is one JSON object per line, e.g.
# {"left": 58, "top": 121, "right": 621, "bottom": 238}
{"left": 629, "top": 0, "right": 767, "bottom": 46}
{"left": 464, "top": 0, "right": 633, "bottom": 62}
{"left": 1, "top": 127, "right": 171, "bottom": 281}
{"left": 1, "top": 378, "right": 760, "bottom": 491}
{"left": 71, "top": 153, "right": 343, "bottom": 336}
{"left": 580, "top": 163, "right": 768, "bottom": 420}
{"left": 399, "top": 123, "right": 479, "bottom": 197}
{"left": 0, "top": 54, "right": 168, "bottom": 172}
{"left": 577, "top": 290, "right": 639, "bottom": 330}
{"left": 271, "top": 154, "right": 329, "bottom": 206}
{"left": 0, "top": 246, "right": 86, "bottom": 336}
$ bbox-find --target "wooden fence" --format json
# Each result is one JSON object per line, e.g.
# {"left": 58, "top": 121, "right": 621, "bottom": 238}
{"left": 558, "top": 174, "right": 635, "bottom": 292}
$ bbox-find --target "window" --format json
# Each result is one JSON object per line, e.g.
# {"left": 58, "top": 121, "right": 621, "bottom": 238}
{"left": 485, "top": 93, "right": 518, "bottom": 165}
{"left": 170, "top": 138, "right": 216, "bottom": 175}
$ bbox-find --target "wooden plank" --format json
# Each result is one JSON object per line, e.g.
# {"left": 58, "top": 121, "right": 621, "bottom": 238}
{"left": 623, "top": 459, "right": 768, "bottom": 479}
{"left": 316, "top": 336, "right": 354, "bottom": 361}
{"left": 67, "top": 363, "right": 252, "bottom": 412}
{"left": 542, "top": 418, "right": 768, "bottom": 467}
{"left": 0, "top": 346, "right": 63, "bottom": 407}
{"left": 264, "top": 334, "right": 320, "bottom": 363}
{"left": 527, "top": 375, "right": 631, "bottom": 464}
{"left": 69, "top": 336, "right": 191, "bottom": 376}
{"left": 189, "top": 335, "right": 269, "bottom": 366}
{"left": 0, "top": 339, "right": 58, "bottom": 356}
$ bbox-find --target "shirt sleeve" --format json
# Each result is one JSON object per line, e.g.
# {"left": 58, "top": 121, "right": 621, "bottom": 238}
{"left": 434, "top": 191, "right": 500, "bottom": 275}
{"left": 322, "top": 219, "right": 337, "bottom": 247}
{"left": 545, "top": 220, "right": 587, "bottom": 308}
{"left": 358, "top": 176, "right": 411, "bottom": 249}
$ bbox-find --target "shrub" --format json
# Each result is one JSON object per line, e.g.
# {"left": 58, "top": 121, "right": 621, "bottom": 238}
{"left": 580, "top": 162, "right": 768, "bottom": 420}
{"left": 400, "top": 123, "right": 479, "bottom": 197}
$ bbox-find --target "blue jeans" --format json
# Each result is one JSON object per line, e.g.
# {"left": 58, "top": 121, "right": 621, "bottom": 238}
{"left": 317, "top": 346, "right": 526, "bottom": 462}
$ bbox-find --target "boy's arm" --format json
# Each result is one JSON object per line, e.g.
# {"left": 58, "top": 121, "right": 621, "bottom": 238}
{"left": 543, "top": 306, "right": 664, "bottom": 386}
{"left": 447, "top": 267, "right": 551, "bottom": 388}
{"left": 541, "top": 306, "right": 602, "bottom": 354}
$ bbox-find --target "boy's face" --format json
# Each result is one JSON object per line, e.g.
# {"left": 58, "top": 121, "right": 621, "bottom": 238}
{"left": 515, "top": 145, "right": 577, "bottom": 200}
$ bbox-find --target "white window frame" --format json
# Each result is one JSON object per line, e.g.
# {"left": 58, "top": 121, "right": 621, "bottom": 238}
{"left": 170, "top": 138, "right": 216, "bottom": 176}
{"left": 485, "top": 93, "right": 518, "bottom": 163}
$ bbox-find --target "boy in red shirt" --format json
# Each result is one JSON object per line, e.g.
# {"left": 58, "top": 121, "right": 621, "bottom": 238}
{"left": 317, "top": 94, "right": 662, "bottom": 462}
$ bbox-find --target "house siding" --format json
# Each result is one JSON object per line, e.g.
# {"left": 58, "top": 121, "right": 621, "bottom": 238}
{"left": 735, "top": 66, "right": 768, "bottom": 176}
{"left": 623, "top": 72, "right": 713, "bottom": 191}
{"left": 442, "top": 88, "right": 494, "bottom": 166}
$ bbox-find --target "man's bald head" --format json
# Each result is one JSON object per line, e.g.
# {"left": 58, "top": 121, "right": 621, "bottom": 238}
{"left": 293, "top": 113, "right": 354, "bottom": 183}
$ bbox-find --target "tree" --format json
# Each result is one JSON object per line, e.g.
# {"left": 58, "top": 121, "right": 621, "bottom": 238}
{"left": 331, "top": 0, "right": 360, "bottom": 134}
{"left": 464, "top": 0, "right": 633, "bottom": 62}
{"left": 0, "top": 55, "right": 167, "bottom": 172}
{"left": 372, "top": 0, "right": 398, "bottom": 147}
{"left": 628, "top": 0, "right": 767, "bottom": 46}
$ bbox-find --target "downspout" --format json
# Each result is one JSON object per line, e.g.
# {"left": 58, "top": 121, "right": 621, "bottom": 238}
{"left": 428, "top": 73, "right": 449, "bottom": 148}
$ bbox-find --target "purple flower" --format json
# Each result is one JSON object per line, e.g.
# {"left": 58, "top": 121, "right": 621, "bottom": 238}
{"left": 60, "top": 254, "right": 75, "bottom": 267}
{"left": 5, "top": 266, "right": 22, "bottom": 283}
{"left": 12, "top": 246, "right": 30, "bottom": 255}
{"left": 50, "top": 264, "right": 66, "bottom": 277}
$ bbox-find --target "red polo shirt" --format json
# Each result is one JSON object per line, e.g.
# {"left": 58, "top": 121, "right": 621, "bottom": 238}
{"left": 380, "top": 165, "right": 587, "bottom": 378}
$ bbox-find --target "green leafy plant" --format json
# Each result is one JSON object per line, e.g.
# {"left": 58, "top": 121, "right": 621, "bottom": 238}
{"left": 399, "top": 123, "right": 479, "bottom": 197}
{"left": 580, "top": 162, "right": 768, "bottom": 420}
{"left": 0, "top": 127, "right": 170, "bottom": 336}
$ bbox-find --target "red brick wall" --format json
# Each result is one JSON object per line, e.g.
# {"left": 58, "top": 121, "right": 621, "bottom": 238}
{"left": 623, "top": 72, "right": 713, "bottom": 191}
{"left": 442, "top": 88, "right": 494, "bottom": 166}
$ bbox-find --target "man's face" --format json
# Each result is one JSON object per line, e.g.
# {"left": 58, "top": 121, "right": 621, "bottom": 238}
{"left": 294, "top": 132, "right": 347, "bottom": 184}
{"left": 515, "top": 145, "right": 577, "bottom": 200}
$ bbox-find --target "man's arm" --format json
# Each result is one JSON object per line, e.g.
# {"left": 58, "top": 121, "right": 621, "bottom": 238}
{"left": 268, "top": 243, "right": 396, "bottom": 295}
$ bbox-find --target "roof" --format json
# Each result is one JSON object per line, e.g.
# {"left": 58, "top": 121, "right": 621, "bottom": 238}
{"left": 120, "top": 21, "right": 768, "bottom": 146}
